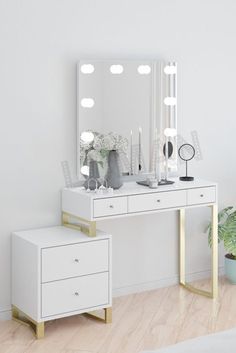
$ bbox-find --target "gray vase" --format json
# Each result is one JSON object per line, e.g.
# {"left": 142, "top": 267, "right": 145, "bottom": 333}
{"left": 106, "top": 150, "right": 123, "bottom": 189}
{"left": 83, "top": 160, "right": 101, "bottom": 190}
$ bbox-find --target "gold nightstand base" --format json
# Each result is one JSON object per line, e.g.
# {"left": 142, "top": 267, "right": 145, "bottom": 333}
{"left": 12, "top": 306, "right": 44, "bottom": 339}
{"left": 85, "top": 307, "right": 112, "bottom": 323}
{"left": 12, "top": 306, "right": 112, "bottom": 339}
{"left": 179, "top": 205, "right": 218, "bottom": 299}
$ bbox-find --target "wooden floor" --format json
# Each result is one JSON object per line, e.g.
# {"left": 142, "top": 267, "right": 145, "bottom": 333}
{"left": 1, "top": 277, "right": 236, "bottom": 353}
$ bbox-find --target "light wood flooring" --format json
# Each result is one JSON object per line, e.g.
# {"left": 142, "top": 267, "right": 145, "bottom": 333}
{"left": 1, "top": 277, "right": 236, "bottom": 353}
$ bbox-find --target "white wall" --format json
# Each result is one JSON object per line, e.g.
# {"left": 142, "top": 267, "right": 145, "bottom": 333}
{"left": 1, "top": 0, "right": 236, "bottom": 318}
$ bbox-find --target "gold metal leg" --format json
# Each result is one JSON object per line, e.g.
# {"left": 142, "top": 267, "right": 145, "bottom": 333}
{"left": 12, "top": 306, "right": 19, "bottom": 320}
{"left": 36, "top": 322, "right": 45, "bottom": 339}
{"left": 12, "top": 305, "right": 45, "bottom": 339}
{"left": 179, "top": 205, "right": 218, "bottom": 299}
{"left": 85, "top": 307, "right": 112, "bottom": 323}
{"left": 179, "top": 208, "right": 186, "bottom": 285}
{"left": 105, "top": 307, "right": 112, "bottom": 323}
{"left": 212, "top": 204, "right": 218, "bottom": 299}
{"left": 62, "top": 211, "right": 96, "bottom": 237}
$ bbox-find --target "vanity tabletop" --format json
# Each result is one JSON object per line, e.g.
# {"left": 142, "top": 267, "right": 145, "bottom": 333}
{"left": 64, "top": 179, "right": 217, "bottom": 199}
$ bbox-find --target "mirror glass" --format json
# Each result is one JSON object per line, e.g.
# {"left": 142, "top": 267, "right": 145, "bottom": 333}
{"left": 77, "top": 60, "right": 177, "bottom": 181}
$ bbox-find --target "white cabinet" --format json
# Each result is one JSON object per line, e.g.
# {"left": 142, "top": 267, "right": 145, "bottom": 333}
{"left": 12, "top": 226, "right": 112, "bottom": 337}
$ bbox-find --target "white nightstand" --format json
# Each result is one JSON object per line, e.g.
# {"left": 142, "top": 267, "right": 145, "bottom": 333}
{"left": 12, "top": 226, "right": 112, "bottom": 338}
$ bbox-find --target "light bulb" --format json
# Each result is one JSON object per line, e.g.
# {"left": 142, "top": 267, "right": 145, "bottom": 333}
{"left": 81, "top": 165, "right": 89, "bottom": 176}
{"left": 80, "top": 64, "right": 95, "bottom": 74}
{"left": 110, "top": 65, "right": 124, "bottom": 74}
{"left": 137, "top": 65, "right": 151, "bottom": 75}
{"left": 80, "top": 98, "right": 95, "bottom": 108}
{"left": 164, "top": 128, "right": 177, "bottom": 137}
{"left": 164, "top": 65, "right": 177, "bottom": 75}
{"left": 81, "top": 131, "right": 94, "bottom": 143}
{"left": 164, "top": 97, "right": 177, "bottom": 106}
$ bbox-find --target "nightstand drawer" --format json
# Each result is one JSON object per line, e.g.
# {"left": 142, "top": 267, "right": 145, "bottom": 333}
{"left": 42, "top": 272, "right": 109, "bottom": 318}
{"left": 42, "top": 240, "right": 109, "bottom": 282}
{"left": 187, "top": 187, "right": 216, "bottom": 205}
{"left": 128, "top": 190, "right": 187, "bottom": 213}
{"left": 93, "top": 197, "right": 127, "bottom": 218}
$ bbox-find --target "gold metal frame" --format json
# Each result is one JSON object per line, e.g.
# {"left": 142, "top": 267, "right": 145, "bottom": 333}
{"left": 85, "top": 307, "right": 112, "bottom": 323}
{"left": 62, "top": 212, "right": 112, "bottom": 323}
{"left": 179, "top": 204, "right": 218, "bottom": 299}
{"left": 12, "top": 305, "right": 44, "bottom": 339}
{"left": 62, "top": 211, "right": 96, "bottom": 237}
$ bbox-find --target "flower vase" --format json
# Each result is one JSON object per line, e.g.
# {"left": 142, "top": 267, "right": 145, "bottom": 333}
{"left": 106, "top": 150, "right": 123, "bottom": 189}
{"left": 84, "top": 160, "right": 101, "bottom": 190}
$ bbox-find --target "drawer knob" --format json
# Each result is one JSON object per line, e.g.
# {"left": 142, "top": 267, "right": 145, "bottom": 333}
{"left": 200, "top": 194, "right": 204, "bottom": 197}
{"left": 109, "top": 205, "right": 114, "bottom": 208}
{"left": 74, "top": 258, "right": 80, "bottom": 263}
{"left": 157, "top": 199, "right": 161, "bottom": 203}
{"left": 74, "top": 292, "right": 79, "bottom": 296}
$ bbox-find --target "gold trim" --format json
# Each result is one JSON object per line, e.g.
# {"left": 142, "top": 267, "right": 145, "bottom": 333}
{"left": 211, "top": 204, "right": 218, "bottom": 298}
{"left": 180, "top": 283, "right": 212, "bottom": 298}
{"left": 105, "top": 307, "right": 112, "bottom": 323}
{"left": 12, "top": 305, "right": 44, "bottom": 339}
{"left": 179, "top": 208, "right": 185, "bottom": 285}
{"left": 179, "top": 205, "right": 218, "bottom": 299}
{"left": 84, "top": 307, "right": 112, "bottom": 323}
{"left": 62, "top": 211, "right": 96, "bottom": 237}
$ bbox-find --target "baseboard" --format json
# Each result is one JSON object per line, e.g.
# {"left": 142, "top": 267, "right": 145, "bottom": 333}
{"left": 0, "top": 308, "right": 12, "bottom": 320}
{"left": 113, "top": 267, "right": 225, "bottom": 297}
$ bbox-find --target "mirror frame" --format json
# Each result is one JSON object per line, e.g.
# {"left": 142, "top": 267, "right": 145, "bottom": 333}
{"left": 76, "top": 59, "right": 177, "bottom": 183}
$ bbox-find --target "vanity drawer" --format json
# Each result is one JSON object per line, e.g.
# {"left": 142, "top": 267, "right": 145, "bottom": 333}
{"left": 187, "top": 187, "right": 216, "bottom": 205}
{"left": 93, "top": 197, "right": 128, "bottom": 218}
{"left": 42, "top": 240, "right": 109, "bottom": 282}
{"left": 41, "top": 272, "right": 109, "bottom": 318}
{"left": 128, "top": 190, "right": 187, "bottom": 213}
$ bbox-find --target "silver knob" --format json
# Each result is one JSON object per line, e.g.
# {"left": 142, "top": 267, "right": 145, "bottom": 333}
{"left": 157, "top": 199, "right": 161, "bottom": 203}
{"left": 109, "top": 205, "right": 114, "bottom": 208}
{"left": 74, "top": 258, "right": 79, "bottom": 263}
{"left": 74, "top": 292, "right": 79, "bottom": 296}
{"left": 200, "top": 194, "right": 204, "bottom": 197}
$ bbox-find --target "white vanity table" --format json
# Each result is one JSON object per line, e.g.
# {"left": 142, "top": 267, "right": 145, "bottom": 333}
{"left": 11, "top": 60, "right": 218, "bottom": 340}
{"left": 62, "top": 178, "right": 218, "bottom": 300}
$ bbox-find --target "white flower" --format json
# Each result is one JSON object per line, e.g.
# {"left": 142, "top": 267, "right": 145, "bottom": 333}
{"left": 81, "top": 131, "right": 128, "bottom": 153}
{"left": 102, "top": 135, "right": 115, "bottom": 150}
{"left": 93, "top": 135, "right": 104, "bottom": 150}
{"left": 87, "top": 149, "right": 103, "bottom": 162}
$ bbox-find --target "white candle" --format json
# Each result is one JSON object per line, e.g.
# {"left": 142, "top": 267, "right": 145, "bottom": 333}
{"left": 130, "top": 130, "right": 133, "bottom": 175}
{"left": 155, "top": 128, "right": 158, "bottom": 179}
{"left": 139, "top": 127, "right": 142, "bottom": 172}
{"left": 157, "top": 131, "right": 161, "bottom": 182}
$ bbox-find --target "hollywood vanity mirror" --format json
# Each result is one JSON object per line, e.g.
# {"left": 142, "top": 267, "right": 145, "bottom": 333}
{"left": 77, "top": 60, "right": 177, "bottom": 188}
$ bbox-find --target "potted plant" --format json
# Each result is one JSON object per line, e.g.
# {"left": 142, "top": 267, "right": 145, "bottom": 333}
{"left": 206, "top": 206, "right": 236, "bottom": 284}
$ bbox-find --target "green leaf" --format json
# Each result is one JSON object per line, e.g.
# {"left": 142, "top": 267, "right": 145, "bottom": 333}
{"left": 206, "top": 207, "right": 236, "bottom": 256}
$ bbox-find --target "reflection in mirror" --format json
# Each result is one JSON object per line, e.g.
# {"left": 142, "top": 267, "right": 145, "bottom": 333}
{"left": 77, "top": 60, "right": 177, "bottom": 182}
